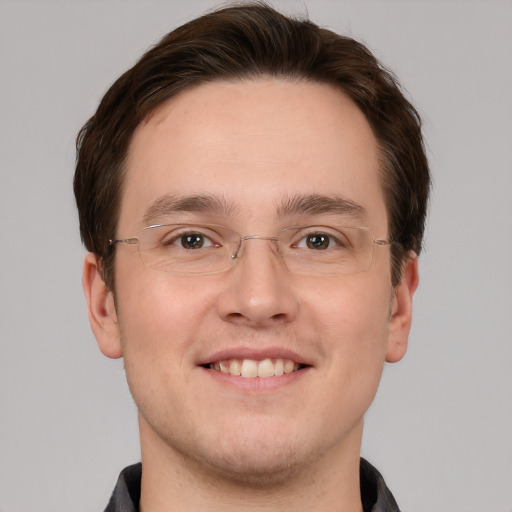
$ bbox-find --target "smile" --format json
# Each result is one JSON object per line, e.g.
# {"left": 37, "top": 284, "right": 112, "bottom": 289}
{"left": 207, "top": 358, "right": 304, "bottom": 378}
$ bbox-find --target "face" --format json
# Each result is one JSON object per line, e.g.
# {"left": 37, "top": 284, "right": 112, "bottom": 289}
{"left": 84, "top": 79, "right": 417, "bottom": 482}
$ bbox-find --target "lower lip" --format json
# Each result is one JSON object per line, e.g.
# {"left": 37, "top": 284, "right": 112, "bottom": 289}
{"left": 200, "top": 366, "right": 309, "bottom": 393}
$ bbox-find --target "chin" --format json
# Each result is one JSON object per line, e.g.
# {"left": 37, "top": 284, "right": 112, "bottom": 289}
{"left": 183, "top": 417, "right": 331, "bottom": 487}
{"left": 140, "top": 401, "right": 355, "bottom": 486}
{"left": 199, "top": 439, "right": 315, "bottom": 488}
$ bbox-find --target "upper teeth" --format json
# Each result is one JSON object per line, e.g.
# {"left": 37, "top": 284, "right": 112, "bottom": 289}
{"left": 210, "top": 358, "right": 300, "bottom": 378}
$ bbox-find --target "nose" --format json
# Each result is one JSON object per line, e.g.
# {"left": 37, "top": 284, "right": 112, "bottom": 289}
{"left": 216, "top": 237, "right": 300, "bottom": 327}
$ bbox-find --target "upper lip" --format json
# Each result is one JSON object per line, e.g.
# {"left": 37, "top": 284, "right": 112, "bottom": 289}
{"left": 197, "top": 346, "right": 312, "bottom": 367}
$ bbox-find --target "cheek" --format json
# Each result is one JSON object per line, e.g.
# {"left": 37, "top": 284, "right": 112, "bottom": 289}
{"left": 311, "top": 275, "right": 390, "bottom": 335}
{"left": 114, "top": 276, "right": 212, "bottom": 422}
{"left": 297, "top": 277, "right": 391, "bottom": 438}
{"left": 116, "top": 262, "right": 211, "bottom": 337}
{"left": 307, "top": 275, "right": 392, "bottom": 377}
{"left": 114, "top": 268, "right": 214, "bottom": 381}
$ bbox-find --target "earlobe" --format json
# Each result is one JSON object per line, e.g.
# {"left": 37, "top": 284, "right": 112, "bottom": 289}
{"left": 386, "top": 254, "right": 419, "bottom": 363}
{"left": 82, "top": 253, "right": 123, "bottom": 359}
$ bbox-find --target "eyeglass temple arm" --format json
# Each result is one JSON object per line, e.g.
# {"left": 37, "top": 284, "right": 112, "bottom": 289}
{"left": 109, "top": 238, "right": 139, "bottom": 246}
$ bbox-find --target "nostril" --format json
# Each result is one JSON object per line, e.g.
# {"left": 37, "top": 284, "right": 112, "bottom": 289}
{"left": 227, "top": 312, "right": 244, "bottom": 320}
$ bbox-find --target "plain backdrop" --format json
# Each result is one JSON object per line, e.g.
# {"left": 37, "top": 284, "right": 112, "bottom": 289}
{"left": 1, "top": 1, "right": 511, "bottom": 511}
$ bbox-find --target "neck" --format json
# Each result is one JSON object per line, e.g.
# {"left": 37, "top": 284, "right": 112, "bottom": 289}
{"left": 138, "top": 417, "right": 365, "bottom": 512}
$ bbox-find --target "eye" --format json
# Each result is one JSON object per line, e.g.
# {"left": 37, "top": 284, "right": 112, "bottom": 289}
{"left": 178, "top": 233, "right": 213, "bottom": 249}
{"left": 292, "top": 227, "right": 350, "bottom": 251}
{"left": 297, "top": 232, "right": 336, "bottom": 250}
{"left": 161, "top": 229, "right": 219, "bottom": 250}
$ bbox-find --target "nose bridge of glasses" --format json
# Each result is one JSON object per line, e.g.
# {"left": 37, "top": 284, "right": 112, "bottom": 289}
{"left": 232, "top": 234, "right": 280, "bottom": 260}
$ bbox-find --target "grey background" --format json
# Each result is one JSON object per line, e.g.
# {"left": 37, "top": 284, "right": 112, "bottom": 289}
{"left": 1, "top": 1, "right": 511, "bottom": 511}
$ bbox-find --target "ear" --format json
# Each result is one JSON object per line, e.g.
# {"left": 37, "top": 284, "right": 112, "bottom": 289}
{"left": 82, "top": 253, "right": 123, "bottom": 359}
{"left": 386, "top": 254, "right": 419, "bottom": 363}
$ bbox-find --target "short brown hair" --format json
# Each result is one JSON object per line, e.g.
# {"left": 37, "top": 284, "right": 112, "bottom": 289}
{"left": 74, "top": 2, "right": 430, "bottom": 289}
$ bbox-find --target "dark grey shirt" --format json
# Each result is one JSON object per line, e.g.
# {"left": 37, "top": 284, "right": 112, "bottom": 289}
{"left": 104, "top": 458, "right": 400, "bottom": 512}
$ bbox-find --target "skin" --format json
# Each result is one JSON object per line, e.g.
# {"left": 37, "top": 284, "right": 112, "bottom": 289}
{"left": 83, "top": 79, "right": 418, "bottom": 512}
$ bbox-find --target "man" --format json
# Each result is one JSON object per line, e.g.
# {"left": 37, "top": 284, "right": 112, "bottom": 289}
{"left": 74, "top": 3, "right": 430, "bottom": 511}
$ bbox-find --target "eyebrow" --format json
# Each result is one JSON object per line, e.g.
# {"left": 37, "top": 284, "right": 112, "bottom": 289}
{"left": 276, "top": 194, "right": 367, "bottom": 220}
{"left": 142, "top": 194, "right": 240, "bottom": 224}
{"left": 142, "top": 192, "right": 367, "bottom": 225}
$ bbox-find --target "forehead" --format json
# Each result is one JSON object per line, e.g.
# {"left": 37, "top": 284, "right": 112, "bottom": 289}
{"left": 120, "top": 79, "right": 385, "bottom": 231}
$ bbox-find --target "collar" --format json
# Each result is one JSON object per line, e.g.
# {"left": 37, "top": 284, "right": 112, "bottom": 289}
{"left": 104, "top": 458, "right": 400, "bottom": 512}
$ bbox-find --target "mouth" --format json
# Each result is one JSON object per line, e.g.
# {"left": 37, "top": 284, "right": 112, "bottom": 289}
{"left": 202, "top": 358, "right": 307, "bottom": 378}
